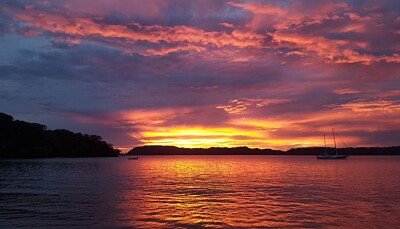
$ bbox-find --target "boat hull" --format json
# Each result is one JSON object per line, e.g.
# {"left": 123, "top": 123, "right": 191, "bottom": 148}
{"left": 317, "top": 155, "right": 348, "bottom": 160}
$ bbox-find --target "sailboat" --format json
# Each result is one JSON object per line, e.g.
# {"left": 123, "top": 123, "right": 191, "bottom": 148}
{"left": 317, "top": 129, "right": 348, "bottom": 160}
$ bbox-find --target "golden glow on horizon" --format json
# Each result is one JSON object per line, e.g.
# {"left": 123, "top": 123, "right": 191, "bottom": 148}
{"left": 121, "top": 108, "right": 374, "bottom": 150}
{"left": 230, "top": 118, "right": 286, "bottom": 130}
{"left": 142, "top": 127, "right": 263, "bottom": 138}
{"left": 119, "top": 101, "right": 398, "bottom": 150}
{"left": 136, "top": 127, "right": 264, "bottom": 148}
{"left": 131, "top": 126, "right": 334, "bottom": 150}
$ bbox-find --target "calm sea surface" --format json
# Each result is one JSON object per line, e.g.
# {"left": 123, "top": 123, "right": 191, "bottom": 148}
{"left": 1, "top": 156, "right": 400, "bottom": 228}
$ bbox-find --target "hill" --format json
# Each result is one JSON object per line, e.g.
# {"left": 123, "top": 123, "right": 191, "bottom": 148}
{"left": 0, "top": 112, "right": 119, "bottom": 158}
{"left": 127, "top": 145, "right": 281, "bottom": 155}
{"left": 127, "top": 145, "right": 400, "bottom": 156}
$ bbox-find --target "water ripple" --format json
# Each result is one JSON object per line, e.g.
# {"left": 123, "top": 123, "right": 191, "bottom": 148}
{"left": 1, "top": 156, "right": 400, "bottom": 228}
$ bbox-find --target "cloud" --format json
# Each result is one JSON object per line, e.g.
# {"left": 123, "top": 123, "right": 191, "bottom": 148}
{"left": 12, "top": 8, "right": 265, "bottom": 57}
{"left": 217, "top": 98, "right": 287, "bottom": 114}
{"left": 228, "top": 2, "right": 286, "bottom": 16}
{"left": 1, "top": 0, "right": 400, "bottom": 150}
{"left": 229, "top": 0, "right": 400, "bottom": 64}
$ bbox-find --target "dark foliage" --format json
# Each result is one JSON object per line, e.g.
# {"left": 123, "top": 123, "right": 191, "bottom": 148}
{"left": 0, "top": 113, "right": 119, "bottom": 158}
{"left": 128, "top": 145, "right": 400, "bottom": 155}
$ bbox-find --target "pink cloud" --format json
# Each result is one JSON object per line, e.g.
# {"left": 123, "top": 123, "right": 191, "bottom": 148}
{"left": 229, "top": 1, "right": 400, "bottom": 64}
{"left": 220, "top": 22, "right": 234, "bottom": 28}
{"left": 13, "top": 8, "right": 265, "bottom": 56}
{"left": 271, "top": 31, "right": 400, "bottom": 65}
{"left": 228, "top": 2, "right": 286, "bottom": 15}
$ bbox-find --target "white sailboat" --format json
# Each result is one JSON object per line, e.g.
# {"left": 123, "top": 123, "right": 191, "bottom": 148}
{"left": 317, "top": 129, "right": 348, "bottom": 160}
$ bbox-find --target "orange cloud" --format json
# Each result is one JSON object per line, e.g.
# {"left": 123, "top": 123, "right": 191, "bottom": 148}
{"left": 271, "top": 32, "right": 400, "bottom": 64}
{"left": 329, "top": 99, "right": 400, "bottom": 114}
{"left": 114, "top": 104, "right": 362, "bottom": 150}
{"left": 229, "top": 1, "right": 400, "bottom": 64}
{"left": 333, "top": 88, "right": 361, "bottom": 95}
{"left": 228, "top": 2, "right": 286, "bottom": 16}
{"left": 220, "top": 22, "right": 234, "bottom": 28}
{"left": 217, "top": 98, "right": 287, "bottom": 114}
{"left": 13, "top": 8, "right": 265, "bottom": 56}
{"left": 230, "top": 1, "right": 349, "bottom": 30}
{"left": 12, "top": 4, "right": 400, "bottom": 64}
{"left": 146, "top": 45, "right": 207, "bottom": 56}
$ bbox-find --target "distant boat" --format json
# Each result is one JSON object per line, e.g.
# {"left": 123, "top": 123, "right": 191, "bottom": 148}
{"left": 128, "top": 156, "right": 139, "bottom": 160}
{"left": 317, "top": 129, "right": 348, "bottom": 160}
{"left": 317, "top": 154, "right": 348, "bottom": 159}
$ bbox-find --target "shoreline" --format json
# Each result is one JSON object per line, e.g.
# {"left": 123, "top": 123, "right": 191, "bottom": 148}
{"left": 127, "top": 145, "right": 400, "bottom": 156}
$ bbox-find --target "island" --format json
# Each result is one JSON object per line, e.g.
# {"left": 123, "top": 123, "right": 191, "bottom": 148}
{"left": 127, "top": 145, "right": 400, "bottom": 156}
{"left": 0, "top": 112, "right": 120, "bottom": 158}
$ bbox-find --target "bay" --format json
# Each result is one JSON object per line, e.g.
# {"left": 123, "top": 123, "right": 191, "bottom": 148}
{"left": 1, "top": 156, "right": 399, "bottom": 228}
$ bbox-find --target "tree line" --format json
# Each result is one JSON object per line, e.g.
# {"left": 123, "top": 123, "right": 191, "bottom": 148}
{"left": 0, "top": 113, "right": 119, "bottom": 158}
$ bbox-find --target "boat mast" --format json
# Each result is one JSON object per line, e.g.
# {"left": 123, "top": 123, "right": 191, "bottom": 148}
{"left": 332, "top": 128, "right": 337, "bottom": 155}
{"left": 324, "top": 133, "right": 327, "bottom": 154}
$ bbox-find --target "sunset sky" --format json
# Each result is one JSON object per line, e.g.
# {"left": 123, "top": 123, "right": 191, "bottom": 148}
{"left": 1, "top": 0, "right": 400, "bottom": 151}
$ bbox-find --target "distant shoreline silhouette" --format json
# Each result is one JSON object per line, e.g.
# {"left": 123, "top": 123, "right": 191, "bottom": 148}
{"left": 2, "top": 112, "right": 399, "bottom": 158}
{"left": 0, "top": 112, "right": 119, "bottom": 159}
{"left": 128, "top": 145, "right": 400, "bottom": 156}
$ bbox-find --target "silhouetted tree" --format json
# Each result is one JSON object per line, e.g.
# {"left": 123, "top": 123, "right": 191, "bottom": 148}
{"left": 0, "top": 112, "right": 120, "bottom": 158}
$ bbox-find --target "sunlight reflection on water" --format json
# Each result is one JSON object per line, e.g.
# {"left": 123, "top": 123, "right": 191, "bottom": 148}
{"left": 1, "top": 156, "right": 400, "bottom": 228}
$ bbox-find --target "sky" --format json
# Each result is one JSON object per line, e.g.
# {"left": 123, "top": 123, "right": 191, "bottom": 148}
{"left": 1, "top": 0, "right": 400, "bottom": 151}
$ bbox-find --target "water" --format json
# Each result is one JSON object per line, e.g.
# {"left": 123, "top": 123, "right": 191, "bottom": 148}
{"left": 1, "top": 156, "right": 400, "bottom": 228}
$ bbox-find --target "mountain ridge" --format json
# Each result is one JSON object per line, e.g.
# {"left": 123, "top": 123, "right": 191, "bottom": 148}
{"left": 127, "top": 145, "right": 400, "bottom": 155}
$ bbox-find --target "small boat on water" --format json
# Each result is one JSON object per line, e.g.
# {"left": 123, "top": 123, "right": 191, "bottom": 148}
{"left": 317, "top": 129, "right": 348, "bottom": 160}
{"left": 317, "top": 154, "right": 348, "bottom": 160}
{"left": 128, "top": 156, "right": 139, "bottom": 160}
